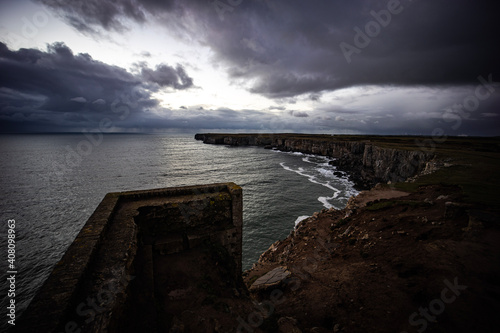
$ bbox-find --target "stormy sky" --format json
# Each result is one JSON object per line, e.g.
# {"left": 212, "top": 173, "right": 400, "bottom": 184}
{"left": 0, "top": 0, "right": 499, "bottom": 135}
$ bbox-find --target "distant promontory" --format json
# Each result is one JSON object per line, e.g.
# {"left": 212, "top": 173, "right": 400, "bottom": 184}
{"left": 195, "top": 133, "right": 437, "bottom": 189}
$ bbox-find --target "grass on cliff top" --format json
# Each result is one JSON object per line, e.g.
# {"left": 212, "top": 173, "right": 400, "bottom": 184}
{"left": 200, "top": 133, "right": 500, "bottom": 209}
{"left": 395, "top": 148, "right": 500, "bottom": 209}
{"left": 199, "top": 133, "right": 500, "bottom": 152}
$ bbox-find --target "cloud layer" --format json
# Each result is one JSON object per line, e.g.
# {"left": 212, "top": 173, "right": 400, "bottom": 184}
{"left": 1, "top": 0, "right": 499, "bottom": 135}
{"left": 0, "top": 41, "right": 193, "bottom": 131}
{"left": 37, "top": 0, "right": 500, "bottom": 98}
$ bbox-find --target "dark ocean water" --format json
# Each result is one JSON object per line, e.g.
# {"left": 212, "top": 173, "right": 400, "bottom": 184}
{"left": 0, "top": 133, "right": 358, "bottom": 324}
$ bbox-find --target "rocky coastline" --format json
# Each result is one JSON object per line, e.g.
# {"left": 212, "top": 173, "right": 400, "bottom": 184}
{"left": 15, "top": 134, "right": 498, "bottom": 332}
{"left": 197, "top": 133, "right": 500, "bottom": 333}
{"left": 195, "top": 133, "right": 434, "bottom": 189}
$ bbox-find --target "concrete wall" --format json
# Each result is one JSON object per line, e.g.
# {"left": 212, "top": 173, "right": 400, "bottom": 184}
{"left": 17, "top": 183, "right": 243, "bottom": 332}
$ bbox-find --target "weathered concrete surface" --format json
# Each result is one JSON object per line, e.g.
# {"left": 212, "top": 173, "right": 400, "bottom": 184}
{"left": 17, "top": 183, "right": 255, "bottom": 333}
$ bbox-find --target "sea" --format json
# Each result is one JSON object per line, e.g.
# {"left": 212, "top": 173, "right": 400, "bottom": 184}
{"left": 0, "top": 133, "right": 358, "bottom": 324}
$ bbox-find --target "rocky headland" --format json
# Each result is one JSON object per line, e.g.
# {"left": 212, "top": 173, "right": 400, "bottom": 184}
{"left": 195, "top": 133, "right": 436, "bottom": 189}
{"left": 197, "top": 133, "right": 500, "bottom": 333}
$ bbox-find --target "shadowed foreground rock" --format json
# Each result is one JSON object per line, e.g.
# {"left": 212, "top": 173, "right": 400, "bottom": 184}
{"left": 244, "top": 184, "right": 500, "bottom": 332}
{"left": 249, "top": 266, "right": 291, "bottom": 292}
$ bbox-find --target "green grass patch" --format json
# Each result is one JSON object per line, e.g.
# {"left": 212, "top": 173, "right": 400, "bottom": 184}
{"left": 394, "top": 151, "right": 500, "bottom": 208}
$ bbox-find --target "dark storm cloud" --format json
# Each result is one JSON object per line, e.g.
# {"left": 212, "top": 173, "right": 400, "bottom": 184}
{"left": 269, "top": 106, "right": 286, "bottom": 111}
{"left": 140, "top": 63, "right": 193, "bottom": 89}
{"left": 0, "top": 41, "right": 193, "bottom": 132}
{"left": 36, "top": 0, "right": 180, "bottom": 34}
{"left": 289, "top": 110, "right": 308, "bottom": 118}
{"left": 37, "top": 0, "right": 500, "bottom": 98}
{"left": 38, "top": 0, "right": 146, "bottom": 32}
{"left": 217, "top": 0, "right": 500, "bottom": 98}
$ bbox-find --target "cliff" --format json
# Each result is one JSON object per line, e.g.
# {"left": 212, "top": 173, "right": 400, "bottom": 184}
{"left": 195, "top": 133, "right": 434, "bottom": 189}
{"left": 197, "top": 133, "right": 500, "bottom": 332}
{"left": 243, "top": 183, "right": 500, "bottom": 332}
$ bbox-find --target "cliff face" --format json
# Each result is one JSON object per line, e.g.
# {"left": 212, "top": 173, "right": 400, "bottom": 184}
{"left": 195, "top": 134, "right": 433, "bottom": 189}
{"left": 194, "top": 133, "right": 273, "bottom": 146}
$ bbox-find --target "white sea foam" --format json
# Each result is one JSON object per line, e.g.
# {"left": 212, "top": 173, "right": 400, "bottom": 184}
{"left": 294, "top": 215, "right": 310, "bottom": 227}
{"left": 318, "top": 196, "right": 335, "bottom": 209}
{"left": 302, "top": 155, "right": 332, "bottom": 165}
{"left": 278, "top": 147, "right": 360, "bottom": 210}
{"left": 281, "top": 162, "right": 340, "bottom": 192}
{"left": 318, "top": 192, "right": 343, "bottom": 209}
{"left": 280, "top": 161, "right": 342, "bottom": 208}
{"left": 302, "top": 156, "right": 313, "bottom": 164}
{"left": 316, "top": 167, "right": 334, "bottom": 178}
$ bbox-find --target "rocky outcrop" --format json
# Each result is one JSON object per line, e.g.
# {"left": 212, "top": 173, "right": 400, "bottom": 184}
{"left": 249, "top": 266, "right": 291, "bottom": 292}
{"left": 243, "top": 184, "right": 500, "bottom": 332}
{"left": 195, "top": 134, "right": 433, "bottom": 189}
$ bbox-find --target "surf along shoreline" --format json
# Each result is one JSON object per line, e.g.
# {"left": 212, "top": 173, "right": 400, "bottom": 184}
{"left": 197, "top": 133, "right": 500, "bottom": 333}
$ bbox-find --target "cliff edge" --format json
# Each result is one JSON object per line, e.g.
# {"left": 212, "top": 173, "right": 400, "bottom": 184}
{"left": 198, "top": 133, "right": 500, "bottom": 333}
{"left": 243, "top": 183, "right": 500, "bottom": 332}
{"left": 195, "top": 133, "right": 435, "bottom": 189}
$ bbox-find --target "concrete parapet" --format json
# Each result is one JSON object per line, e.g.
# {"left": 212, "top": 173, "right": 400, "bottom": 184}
{"left": 17, "top": 183, "right": 243, "bottom": 332}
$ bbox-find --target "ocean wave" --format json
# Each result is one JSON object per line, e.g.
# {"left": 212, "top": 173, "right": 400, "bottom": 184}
{"left": 319, "top": 194, "right": 341, "bottom": 210}
{"left": 280, "top": 162, "right": 341, "bottom": 207}
{"left": 294, "top": 215, "right": 310, "bottom": 227}
{"left": 280, "top": 162, "right": 340, "bottom": 191}
{"left": 279, "top": 150, "right": 360, "bottom": 210}
{"left": 316, "top": 167, "right": 335, "bottom": 178}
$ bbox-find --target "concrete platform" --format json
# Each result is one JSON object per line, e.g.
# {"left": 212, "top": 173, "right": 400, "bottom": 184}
{"left": 17, "top": 183, "right": 247, "bottom": 332}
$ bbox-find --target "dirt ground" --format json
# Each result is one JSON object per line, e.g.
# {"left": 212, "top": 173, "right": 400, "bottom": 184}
{"left": 244, "top": 184, "right": 500, "bottom": 332}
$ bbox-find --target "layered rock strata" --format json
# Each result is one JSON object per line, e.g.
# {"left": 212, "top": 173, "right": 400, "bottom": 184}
{"left": 195, "top": 134, "right": 433, "bottom": 189}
